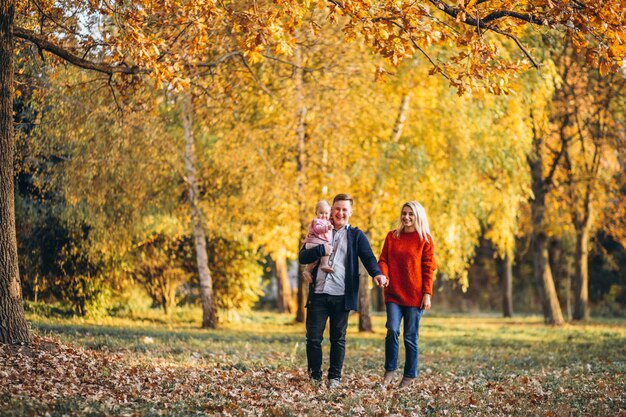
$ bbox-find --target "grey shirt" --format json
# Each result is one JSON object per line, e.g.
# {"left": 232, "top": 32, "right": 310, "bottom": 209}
{"left": 314, "top": 225, "right": 349, "bottom": 295}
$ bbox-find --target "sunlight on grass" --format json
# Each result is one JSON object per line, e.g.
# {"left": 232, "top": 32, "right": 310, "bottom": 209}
{"left": 28, "top": 309, "right": 626, "bottom": 368}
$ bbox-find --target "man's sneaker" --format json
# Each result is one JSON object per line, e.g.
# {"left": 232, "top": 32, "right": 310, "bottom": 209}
{"left": 310, "top": 378, "right": 322, "bottom": 387}
{"left": 327, "top": 378, "right": 340, "bottom": 389}
{"left": 383, "top": 370, "right": 396, "bottom": 385}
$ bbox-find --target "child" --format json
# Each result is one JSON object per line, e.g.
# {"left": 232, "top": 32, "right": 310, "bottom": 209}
{"left": 302, "top": 200, "right": 334, "bottom": 283}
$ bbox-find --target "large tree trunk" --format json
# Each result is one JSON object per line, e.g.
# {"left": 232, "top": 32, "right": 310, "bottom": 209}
{"left": 294, "top": 38, "right": 308, "bottom": 323}
{"left": 274, "top": 247, "right": 293, "bottom": 314}
{"left": 573, "top": 223, "right": 591, "bottom": 320}
{"left": 502, "top": 254, "right": 513, "bottom": 318}
{"left": 182, "top": 93, "right": 217, "bottom": 328}
{"left": 0, "top": 0, "right": 31, "bottom": 345}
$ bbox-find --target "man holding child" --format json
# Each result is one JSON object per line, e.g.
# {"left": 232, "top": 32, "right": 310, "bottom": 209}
{"left": 298, "top": 193, "right": 388, "bottom": 388}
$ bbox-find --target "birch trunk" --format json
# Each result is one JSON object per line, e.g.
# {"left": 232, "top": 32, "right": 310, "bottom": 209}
{"left": 294, "top": 38, "right": 308, "bottom": 323}
{"left": 182, "top": 93, "right": 217, "bottom": 328}
{"left": 359, "top": 92, "right": 411, "bottom": 328}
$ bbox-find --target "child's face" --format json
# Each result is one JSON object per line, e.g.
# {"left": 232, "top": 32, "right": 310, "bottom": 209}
{"left": 316, "top": 206, "right": 331, "bottom": 220}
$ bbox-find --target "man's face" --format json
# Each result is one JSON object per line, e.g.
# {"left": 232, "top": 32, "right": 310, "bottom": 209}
{"left": 331, "top": 200, "right": 352, "bottom": 229}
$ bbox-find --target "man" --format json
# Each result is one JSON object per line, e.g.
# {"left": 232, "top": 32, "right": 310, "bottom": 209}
{"left": 299, "top": 193, "right": 388, "bottom": 388}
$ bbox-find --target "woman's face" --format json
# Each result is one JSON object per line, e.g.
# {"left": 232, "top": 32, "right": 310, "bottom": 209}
{"left": 401, "top": 206, "right": 416, "bottom": 229}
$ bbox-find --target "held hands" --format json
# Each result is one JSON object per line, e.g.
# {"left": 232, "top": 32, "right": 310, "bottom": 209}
{"left": 374, "top": 275, "right": 388, "bottom": 288}
{"left": 421, "top": 294, "right": 431, "bottom": 310}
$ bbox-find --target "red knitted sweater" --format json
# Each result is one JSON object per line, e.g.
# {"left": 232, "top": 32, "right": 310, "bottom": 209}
{"left": 378, "top": 230, "right": 436, "bottom": 308}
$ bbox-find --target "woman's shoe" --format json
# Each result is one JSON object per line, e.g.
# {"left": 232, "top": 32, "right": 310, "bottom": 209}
{"left": 399, "top": 376, "right": 415, "bottom": 388}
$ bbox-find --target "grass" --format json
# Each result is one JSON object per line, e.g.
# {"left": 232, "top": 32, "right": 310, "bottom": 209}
{"left": 3, "top": 308, "right": 625, "bottom": 416}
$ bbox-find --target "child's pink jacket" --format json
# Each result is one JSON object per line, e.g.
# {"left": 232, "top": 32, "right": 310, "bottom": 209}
{"left": 304, "top": 218, "right": 333, "bottom": 244}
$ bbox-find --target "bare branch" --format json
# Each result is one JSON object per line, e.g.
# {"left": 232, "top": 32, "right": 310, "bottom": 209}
{"left": 195, "top": 51, "right": 244, "bottom": 68}
{"left": 31, "top": 0, "right": 80, "bottom": 37}
{"left": 261, "top": 53, "right": 321, "bottom": 73}
{"left": 237, "top": 55, "right": 276, "bottom": 98}
{"left": 484, "top": 25, "right": 540, "bottom": 68}
{"left": 107, "top": 74, "right": 123, "bottom": 113}
{"left": 385, "top": 19, "right": 453, "bottom": 82}
{"left": 157, "top": 21, "right": 195, "bottom": 63}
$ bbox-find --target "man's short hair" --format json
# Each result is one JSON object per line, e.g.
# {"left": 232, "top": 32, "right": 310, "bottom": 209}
{"left": 333, "top": 193, "right": 353, "bottom": 206}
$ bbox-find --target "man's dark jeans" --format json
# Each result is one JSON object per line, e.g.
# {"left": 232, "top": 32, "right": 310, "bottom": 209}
{"left": 306, "top": 293, "right": 349, "bottom": 381}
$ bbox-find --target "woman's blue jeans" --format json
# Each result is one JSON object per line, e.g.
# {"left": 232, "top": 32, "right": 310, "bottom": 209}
{"left": 384, "top": 302, "right": 424, "bottom": 378}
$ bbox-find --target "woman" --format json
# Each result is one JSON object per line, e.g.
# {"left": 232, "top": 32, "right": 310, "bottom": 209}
{"left": 378, "top": 201, "right": 436, "bottom": 388}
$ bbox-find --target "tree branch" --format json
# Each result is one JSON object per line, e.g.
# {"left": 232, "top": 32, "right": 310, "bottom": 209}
{"left": 261, "top": 53, "right": 321, "bottom": 73}
{"left": 14, "top": 27, "right": 143, "bottom": 75}
{"left": 427, "top": 0, "right": 541, "bottom": 26}
{"left": 237, "top": 54, "right": 276, "bottom": 98}
{"left": 483, "top": 25, "right": 540, "bottom": 68}
{"left": 195, "top": 51, "right": 243, "bottom": 68}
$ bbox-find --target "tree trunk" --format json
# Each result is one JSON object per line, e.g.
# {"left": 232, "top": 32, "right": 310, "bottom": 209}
{"left": 532, "top": 232, "right": 565, "bottom": 325}
{"left": 528, "top": 129, "right": 565, "bottom": 326}
{"left": 373, "top": 285, "right": 385, "bottom": 312}
{"left": 358, "top": 262, "right": 372, "bottom": 332}
{"left": 359, "top": 92, "right": 410, "bottom": 320}
{"left": 0, "top": 0, "right": 31, "bottom": 345}
{"left": 502, "top": 254, "right": 513, "bottom": 317}
{"left": 548, "top": 239, "right": 570, "bottom": 315}
{"left": 573, "top": 224, "right": 590, "bottom": 320}
{"left": 296, "top": 263, "right": 307, "bottom": 322}
{"left": 182, "top": 92, "right": 217, "bottom": 328}
{"left": 294, "top": 37, "right": 308, "bottom": 323}
{"left": 565, "top": 268, "right": 572, "bottom": 321}
{"left": 274, "top": 247, "right": 293, "bottom": 314}
{"left": 365, "top": 93, "right": 410, "bottom": 228}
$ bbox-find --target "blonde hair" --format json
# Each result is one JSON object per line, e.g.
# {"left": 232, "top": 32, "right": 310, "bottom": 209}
{"left": 315, "top": 200, "right": 331, "bottom": 213}
{"left": 393, "top": 201, "right": 432, "bottom": 241}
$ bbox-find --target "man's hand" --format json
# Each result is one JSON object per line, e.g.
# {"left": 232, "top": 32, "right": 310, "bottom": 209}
{"left": 374, "top": 275, "right": 388, "bottom": 288}
{"left": 323, "top": 243, "right": 333, "bottom": 256}
{"left": 421, "top": 294, "right": 431, "bottom": 310}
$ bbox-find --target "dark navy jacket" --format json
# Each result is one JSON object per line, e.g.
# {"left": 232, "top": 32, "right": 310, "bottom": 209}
{"left": 298, "top": 226, "right": 382, "bottom": 311}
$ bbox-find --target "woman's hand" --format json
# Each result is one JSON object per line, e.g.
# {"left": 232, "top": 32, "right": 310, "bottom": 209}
{"left": 421, "top": 294, "right": 431, "bottom": 310}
